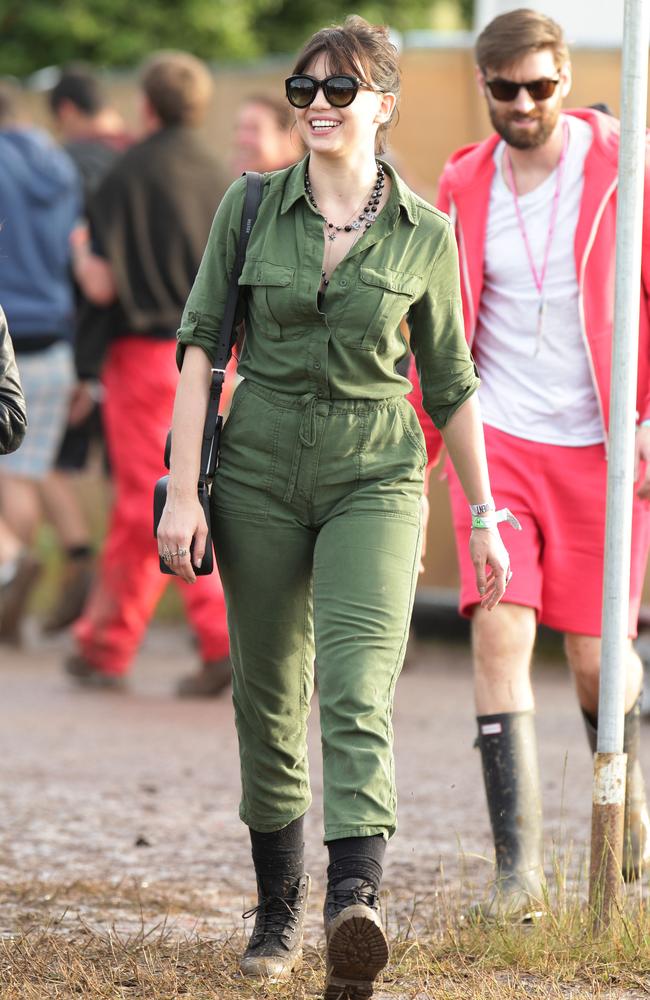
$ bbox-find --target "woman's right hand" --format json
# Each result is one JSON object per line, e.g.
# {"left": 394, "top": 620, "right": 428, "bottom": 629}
{"left": 157, "top": 490, "right": 208, "bottom": 584}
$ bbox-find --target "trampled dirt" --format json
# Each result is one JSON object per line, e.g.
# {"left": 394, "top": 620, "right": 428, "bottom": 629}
{"left": 1, "top": 626, "right": 648, "bottom": 997}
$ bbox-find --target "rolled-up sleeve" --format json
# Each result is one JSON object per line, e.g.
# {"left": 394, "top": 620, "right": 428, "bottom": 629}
{"left": 408, "top": 219, "right": 479, "bottom": 429}
{"left": 176, "top": 175, "right": 247, "bottom": 369}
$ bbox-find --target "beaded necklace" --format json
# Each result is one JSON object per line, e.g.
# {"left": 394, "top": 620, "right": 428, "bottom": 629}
{"left": 304, "top": 161, "right": 385, "bottom": 291}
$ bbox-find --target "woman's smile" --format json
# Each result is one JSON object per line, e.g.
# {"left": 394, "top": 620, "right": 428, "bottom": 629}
{"left": 308, "top": 117, "right": 342, "bottom": 136}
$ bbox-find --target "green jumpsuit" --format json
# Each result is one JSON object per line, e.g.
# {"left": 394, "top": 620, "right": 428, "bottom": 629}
{"left": 177, "top": 158, "right": 479, "bottom": 840}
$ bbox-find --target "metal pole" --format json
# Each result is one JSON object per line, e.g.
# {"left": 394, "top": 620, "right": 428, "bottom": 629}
{"left": 589, "top": 0, "right": 650, "bottom": 929}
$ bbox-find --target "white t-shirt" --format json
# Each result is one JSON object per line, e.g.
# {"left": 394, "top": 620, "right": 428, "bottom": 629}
{"left": 474, "top": 114, "right": 604, "bottom": 446}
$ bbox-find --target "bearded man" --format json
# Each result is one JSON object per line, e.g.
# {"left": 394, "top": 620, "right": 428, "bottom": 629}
{"left": 410, "top": 8, "right": 650, "bottom": 919}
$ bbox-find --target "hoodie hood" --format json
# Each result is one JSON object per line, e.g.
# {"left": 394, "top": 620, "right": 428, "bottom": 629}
{"left": 0, "top": 126, "right": 81, "bottom": 337}
{"left": 440, "top": 108, "right": 620, "bottom": 195}
{"left": 0, "top": 127, "right": 79, "bottom": 205}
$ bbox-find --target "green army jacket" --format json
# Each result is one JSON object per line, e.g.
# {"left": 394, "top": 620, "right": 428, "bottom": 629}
{"left": 177, "top": 157, "right": 478, "bottom": 429}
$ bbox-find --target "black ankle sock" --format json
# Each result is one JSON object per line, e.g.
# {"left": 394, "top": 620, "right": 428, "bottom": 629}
{"left": 249, "top": 816, "right": 304, "bottom": 893}
{"left": 66, "top": 545, "right": 93, "bottom": 561}
{"left": 326, "top": 834, "right": 386, "bottom": 891}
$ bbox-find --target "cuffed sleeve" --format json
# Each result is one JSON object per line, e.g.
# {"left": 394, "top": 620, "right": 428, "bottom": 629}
{"left": 408, "top": 219, "right": 479, "bottom": 430}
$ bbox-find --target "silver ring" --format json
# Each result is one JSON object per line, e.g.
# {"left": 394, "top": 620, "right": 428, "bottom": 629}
{"left": 162, "top": 548, "right": 172, "bottom": 563}
{"left": 177, "top": 546, "right": 188, "bottom": 558}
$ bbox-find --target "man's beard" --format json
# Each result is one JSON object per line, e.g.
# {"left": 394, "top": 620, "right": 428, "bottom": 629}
{"left": 488, "top": 101, "right": 561, "bottom": 150}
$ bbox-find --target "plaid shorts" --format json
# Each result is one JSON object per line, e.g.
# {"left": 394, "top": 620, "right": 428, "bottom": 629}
{"left": 0, "top": 341, "right": 75, "bottom": 479}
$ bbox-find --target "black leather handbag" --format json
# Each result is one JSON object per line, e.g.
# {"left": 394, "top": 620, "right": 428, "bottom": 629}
{"left": 153, "top": 171, "right": 263, "bottom": 575}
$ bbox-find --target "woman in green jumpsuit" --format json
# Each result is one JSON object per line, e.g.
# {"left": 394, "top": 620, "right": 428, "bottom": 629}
{"left": 158, "top": 15, "right": 511, "bottom": 999}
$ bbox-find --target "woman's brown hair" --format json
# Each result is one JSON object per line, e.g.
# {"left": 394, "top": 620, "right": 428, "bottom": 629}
{"left": 292, "top": 15, "right": 400, "bottom": 154}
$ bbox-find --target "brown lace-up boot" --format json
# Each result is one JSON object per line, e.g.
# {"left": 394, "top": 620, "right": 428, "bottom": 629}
{"left": 323, "top": 862, "right": 389, "bottom": 1000}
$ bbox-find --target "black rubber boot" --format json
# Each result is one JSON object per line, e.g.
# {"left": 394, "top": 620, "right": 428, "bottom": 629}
{"left": 240, "top": 819, "right": 310, "bottom": 980}
{"left": 470, "top": 711, "right": 545, "bottom": 922}
{"left": 323, "top": 847, "right": 389, "bottom": 1000}
{"left": 582, "top": 698, "right": 650, "bottom": 881}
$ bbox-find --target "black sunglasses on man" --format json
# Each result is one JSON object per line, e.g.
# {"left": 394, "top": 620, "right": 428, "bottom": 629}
{"left": 484, "top": 76, "right": 560, "bottom": 102}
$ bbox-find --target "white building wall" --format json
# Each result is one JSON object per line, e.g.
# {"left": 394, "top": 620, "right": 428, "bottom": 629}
{"left": 474, "top": 0, "right": 624, "bottom": 47}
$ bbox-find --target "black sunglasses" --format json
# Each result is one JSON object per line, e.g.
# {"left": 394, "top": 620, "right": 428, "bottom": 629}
{"left": 285, "top": 74, "right": 380, "bottom": 109}
{"left": 485, "top": 76, "right": 561, "bottom": 102}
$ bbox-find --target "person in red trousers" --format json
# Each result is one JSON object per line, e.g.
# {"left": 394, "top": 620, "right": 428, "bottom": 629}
{"left": 66, "top": 51, "right": 231, "bottom": 696}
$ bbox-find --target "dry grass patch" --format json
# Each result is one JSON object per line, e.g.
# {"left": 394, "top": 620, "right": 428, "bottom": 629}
{"left": 1, "top": 889, "right": 649, "bottom": 1000}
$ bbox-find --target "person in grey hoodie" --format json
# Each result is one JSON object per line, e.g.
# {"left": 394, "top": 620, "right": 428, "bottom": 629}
{"left": 0, "top": 83, "right": 81, "bottom": 644}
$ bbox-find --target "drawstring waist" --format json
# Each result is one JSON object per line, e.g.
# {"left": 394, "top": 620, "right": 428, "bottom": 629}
{"left": 299, "top": 393, "right": 318, "bottom": 449}
{"left": 242, "top": 380, "right": 407, "bottom": 415}
{"left": 237, "top": 381, "right": 411, "bottom": 505}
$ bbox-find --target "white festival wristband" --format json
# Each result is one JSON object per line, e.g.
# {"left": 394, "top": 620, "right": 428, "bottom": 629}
{"left": 469, "top": 499, "right": 495, "bottom": 516}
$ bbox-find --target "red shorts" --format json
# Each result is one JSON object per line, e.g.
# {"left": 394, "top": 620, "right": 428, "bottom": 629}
{"left": 447, "top": 425, "right": 650, "bottom": 637}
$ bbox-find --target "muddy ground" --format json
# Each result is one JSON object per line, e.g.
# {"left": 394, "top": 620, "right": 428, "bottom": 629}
{"left": 1, "top": 625, "right": 649, "bottom": 998}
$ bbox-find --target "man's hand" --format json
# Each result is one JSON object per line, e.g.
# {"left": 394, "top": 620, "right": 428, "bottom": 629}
{"left": 70, "top": 226, "right": 116, "bottom": 306}
{"left": 68, "top": 381, "right": 100, "bottom": 427}
{"left": 635, "top": 424, "right": 650, "bottom": 499}
{"left": 470, "top": 526, "right": 511, "bottom": 610}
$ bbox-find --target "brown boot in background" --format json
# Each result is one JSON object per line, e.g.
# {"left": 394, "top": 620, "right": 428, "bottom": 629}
{"left": 0, "top": 551, "right": 43, "bottom": 645}
{"left": 42, "top": 552, "right": 95, "bottom": 634}
{"left": 176, "top": 657, "right": 231, "bottom": 697}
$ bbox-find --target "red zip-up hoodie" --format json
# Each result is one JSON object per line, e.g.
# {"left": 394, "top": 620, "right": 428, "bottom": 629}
{"left": 409, "top": 108, "right": 650, "bottom": 469}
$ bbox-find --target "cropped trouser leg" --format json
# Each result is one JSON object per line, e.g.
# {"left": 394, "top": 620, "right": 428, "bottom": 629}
{"left": 214, "top": 517, "right": 316, "bottom": 831}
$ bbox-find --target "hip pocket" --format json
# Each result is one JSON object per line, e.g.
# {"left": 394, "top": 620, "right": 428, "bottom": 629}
{"left": 360, "top": 399, "right": 426, "bottom": 491}
{"left": 397, "top": 398, "right": 428, "bottom": 467}
{"left": 213, "top": 383, "right": 282, "bottom": 521}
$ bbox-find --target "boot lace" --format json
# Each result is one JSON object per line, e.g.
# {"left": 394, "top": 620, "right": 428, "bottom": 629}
{"left": 327, "top": 879, "right": 378, "bottom": 916}
{"left": 243, "top": 892, "right": 300, "bottom": 948}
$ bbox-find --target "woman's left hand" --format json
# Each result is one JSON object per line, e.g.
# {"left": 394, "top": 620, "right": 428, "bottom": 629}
{"left": 470, "top": 526, "right": 511, "bottom": 611}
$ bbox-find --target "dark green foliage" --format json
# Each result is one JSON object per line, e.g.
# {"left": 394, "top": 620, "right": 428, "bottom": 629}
{"left": 1, "top": 0, "right": 472, "bottom": 78}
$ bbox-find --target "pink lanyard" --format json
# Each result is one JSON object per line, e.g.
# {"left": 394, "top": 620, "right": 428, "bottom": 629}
{"left": 504, "top": 119, "right": 569, "bottom": 337}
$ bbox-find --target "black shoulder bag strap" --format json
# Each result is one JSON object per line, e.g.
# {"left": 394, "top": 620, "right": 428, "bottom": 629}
{"left": 198, "top": 171, "right": 263, "bottom": 485}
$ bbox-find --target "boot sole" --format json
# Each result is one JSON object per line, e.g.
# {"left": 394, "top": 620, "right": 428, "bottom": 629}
{"left": 325, "top": 906, "right": 389, "bottom": 1000}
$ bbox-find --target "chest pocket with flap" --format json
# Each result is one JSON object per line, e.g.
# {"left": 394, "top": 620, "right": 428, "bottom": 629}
{"left": 336, "top": 265, "right": 420, "bottom": 351}
{"left": 239, "top": 259, "right": 295, "bottom": 341}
